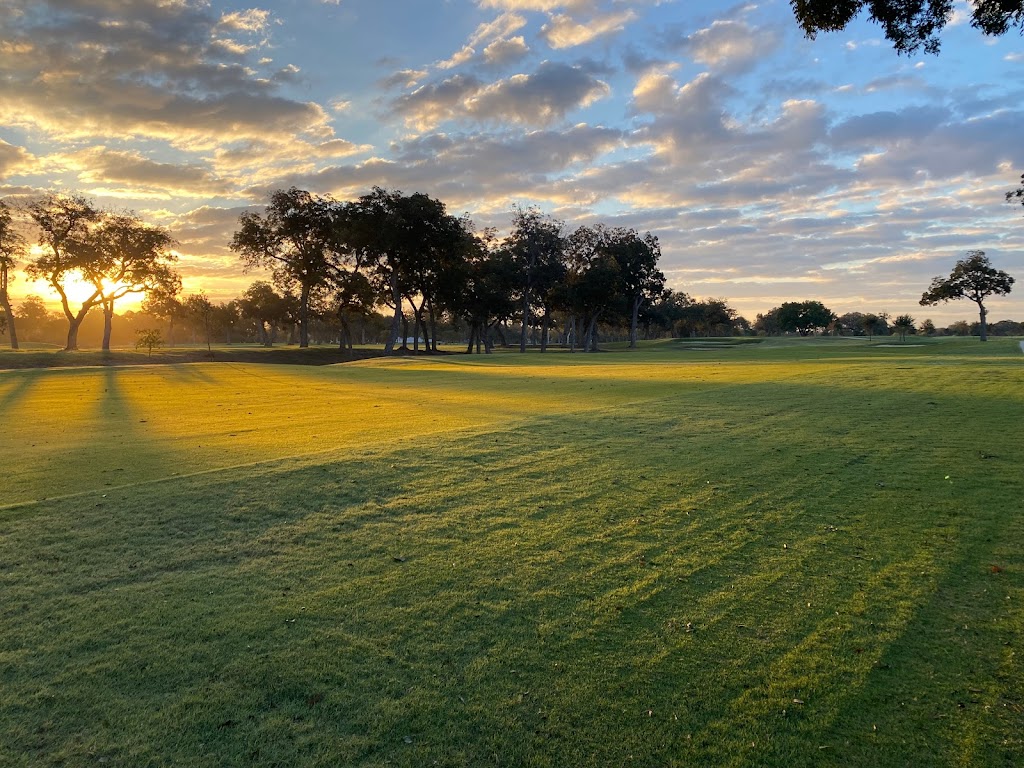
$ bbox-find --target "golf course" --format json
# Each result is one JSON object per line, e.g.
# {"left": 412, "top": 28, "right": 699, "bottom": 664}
{"left": 1, "top": 336, "right": 1021, "bottom": 767}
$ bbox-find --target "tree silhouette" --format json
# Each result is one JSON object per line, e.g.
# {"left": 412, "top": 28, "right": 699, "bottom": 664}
{"left": 506, "top": 207, "right": 566, "bottom": 353}
{"left": 920, "top": 251, "right": 1014, "bottom": 341}
{"left": 892, "top": 314, "right": 915, "bottom": 341}
{"left": 791, "top": 0, "right": 1024, "bottom": 54}
{"left": 25, "top": 193, "right": 103, "bottom": 351}
{"left": 87, "top": 212, "right": 179, "bottom": 351}
{"left": 0, "top": 201, "right": 25, "bottom": 349}
{"left": 231, "top": 188, "right": 346, "bottom": 349}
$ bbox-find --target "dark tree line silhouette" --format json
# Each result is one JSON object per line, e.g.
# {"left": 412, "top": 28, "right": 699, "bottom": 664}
{"left": 0, "top": 186, "right": 1018, "bottom": 352}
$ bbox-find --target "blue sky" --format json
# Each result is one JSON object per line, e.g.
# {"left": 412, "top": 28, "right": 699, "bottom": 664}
{"left": 1, "top": 0, "right": 1022, "bottom": 324}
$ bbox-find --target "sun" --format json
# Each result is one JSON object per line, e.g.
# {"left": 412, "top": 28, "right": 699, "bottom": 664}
{"left": 58, "top": 270, "right": 104, "bottom": 305}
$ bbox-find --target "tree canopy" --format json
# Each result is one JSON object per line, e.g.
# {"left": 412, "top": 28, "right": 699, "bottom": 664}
{"left": 780, "top": 301, "right": 834, "bottom": 336}
{"left": 231, "top": 188, "right": 346, "bottom": 349}
{"left": 790, "top": 0, "right": 1024, "bottom": 54}
{"left": 920, "top": 251, "right": 1014, "bottom": 341}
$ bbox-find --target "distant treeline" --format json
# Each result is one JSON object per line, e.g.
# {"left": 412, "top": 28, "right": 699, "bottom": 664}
{"left": 0, "top": 191, "right": 1018, "bottom": 353}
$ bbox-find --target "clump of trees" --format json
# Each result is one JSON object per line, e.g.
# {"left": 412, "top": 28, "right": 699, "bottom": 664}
{"left": 9, "top": 193, "right": 180, "bottom": 351}
{"left": 755, "top": 300, "right": 835, "bottom": 336}
{"left": 2, "top": 188, "right": 1019, "bottom": 354}
{"left": 227, "top": 188, "right": 668, "bottom": 355}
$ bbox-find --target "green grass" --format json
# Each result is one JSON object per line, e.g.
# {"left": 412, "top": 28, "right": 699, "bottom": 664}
{"left": 1, "top": 337, "right": 1022, "bottom": 766}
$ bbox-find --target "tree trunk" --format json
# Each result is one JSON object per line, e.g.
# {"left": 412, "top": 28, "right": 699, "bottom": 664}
{"left": 384, "top": 271, "right": 401, "bottom": 354}
{"left": 586, "top": 313, "right": 600, "bottom": 352}
{"left": 298, "top": 282, "right": 311, "bottom": 348}
{"left": 0, "top": 279, "right": 18, "bottom": 350}
{"left": 428, "top": 298, "right": 438, "bottom": 353}
{"left": 519, "top": 293, "right": 530, "bottom": 352}
{"left": 65, "top": 315, "right": 85, "bottom": 351}
{"left": 630, "top": 296, "right": 641, "bottom": 349}
{"left": 540, "top": 307, "right": 551, "bottom": 352}
{"left": 101, "top": 301, "right": 114, "bottom": 351}
{"left": 977, "top": 302, "right": 988, "bottom": 341}
{"left": 466, "top": 325, "right": 476, "bottom": 354}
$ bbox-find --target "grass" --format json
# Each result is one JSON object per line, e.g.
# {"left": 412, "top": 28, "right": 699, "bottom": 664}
{"left": 1, "top": 336, "right": 1022, "bottom": 766}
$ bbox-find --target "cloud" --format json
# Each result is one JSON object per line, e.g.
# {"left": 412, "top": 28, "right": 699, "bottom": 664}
{"left": 671, "top": 19, "right": 781, "bottom": 74}
{"left": 468, "top": 12, "right": 528, "bottom": 46}
{"left": 484, "top": 36, "right": 531, "bottom": 66}
{"left": 541, "top": 10, "right": 638, "bottom": 49}
{"left": 218, "top": 9, "right": 271, "bottom": 33}
{"left": 0, "top": 0, "right": 336, "bottom": 148}
{"left": 0, "top": 140, "right": 34, "bottom": 177}
{"left": 479, "top": 0, "right": 594, "bottom": 11}
{"left": 255, "top": 123, "right": 625, "bottom": 210}
{"left": 379, "top": 69, "right": 430, "bottom": 89}
{"left": 392, "top": 62, "right": 610, "bottom": 130}
{"left": 438, "top": 45, "right": 478, "bottom": 70}
{"left": 48, "top": 147, "right": 233, "bottom": 198}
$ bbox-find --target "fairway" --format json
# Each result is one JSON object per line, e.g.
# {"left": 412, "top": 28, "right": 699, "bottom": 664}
{"left": 1, "top": 338, "right": 1022, "bottom": 767}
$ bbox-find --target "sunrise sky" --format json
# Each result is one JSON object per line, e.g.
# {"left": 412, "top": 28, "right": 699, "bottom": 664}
{"left": 1, "top": 0, "right": 1022, "bottom": 323}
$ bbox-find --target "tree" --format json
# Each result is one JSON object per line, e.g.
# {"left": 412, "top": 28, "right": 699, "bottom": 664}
{"left": 506, "top": 207, "right": 565, "bottom": 352}
{"left": 211, "top": 301, "right": 242, "bottom": 344}
{"left": 25, "top": 193, "right": 103, "bottom": 351}
{"left": 239, "top": 280, "right": 290, "bottom": 346}
{"left": 457, "top": 240, "right": 518, "bottom": 354}
{"left": 0, "top": 200, "right": 25, "bottom": 349}
{"left": 946, "top": 320, "right": 971, "bottom": 336}
{"left": 643, "top": 289, "right": 692, "bottom": 338}
{"left": 754, "top": 307, "right": 782, "bottom": 336}
{"left": 604, "top": 228, "right": 665, "bottom": 349}
{"left": 892, "top": 313, "right": 915, "bottom": 341}
{"left": 775, "top": 300, "right": 835, "bottom": 336}
{"left": 675, "top": 298, "right": 738, "bottom": 337}
{"left": 343, "top": 188, "right": 472, "bottom": 355}
{"left": 920, "top": 251, "right": 1014, "bottom": 341}
{"left": 231, "top": 188, "right": 346, "bottom": 348}
{"left": 1008, "top": 173, "right": 1024, "bottom": 212}
{"left": 919, "top": 318, "right": 936, "bottom": 336}
{"left": 87, "top": 212, "right": 179, "bottom": 351}
{"left": 327, "top": 270, "right": 376, "bottom": 352}
{"left": 141, "top": 278, "right": 184, "bottom": 347}
{"left": 16, "top": 295, "right": 60, "bottom": 343}
{"left": 184, "top": 292, "right": 214, "bottom": 352}
{"left": 135, "top": 328, "right": 163, "bottom": 356}
{"left": 791, "top": 0, "right": 1024, "bottom": 55}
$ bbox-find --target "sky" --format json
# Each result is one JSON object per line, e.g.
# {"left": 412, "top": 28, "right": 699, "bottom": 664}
{"left": 1, "top": 0, "right": 1022, "bottom": 325}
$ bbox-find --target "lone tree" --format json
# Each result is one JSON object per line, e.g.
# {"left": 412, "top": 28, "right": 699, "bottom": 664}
{"left": 184, "top": 292, "right": 215, "bottom": 353}
{"left": 892, "top": 313, "right": 915, "bottom": 341}
{"left": 919, "top": 251, "right": 1014, "bottom": 341}
{"left": 0, "top": 200, "right": 25, "bottom": 349}
{"left": 88, "top": 212, "right": 179, "bottom": 351}
{"left": 134, "top": 328, "right": 163, "bottom": 356}
{"left": 25, "top": 193, "right": 103, "bottom": 351}
{"left": 791, "top": 0, "right": 1024, "bottom": 54}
